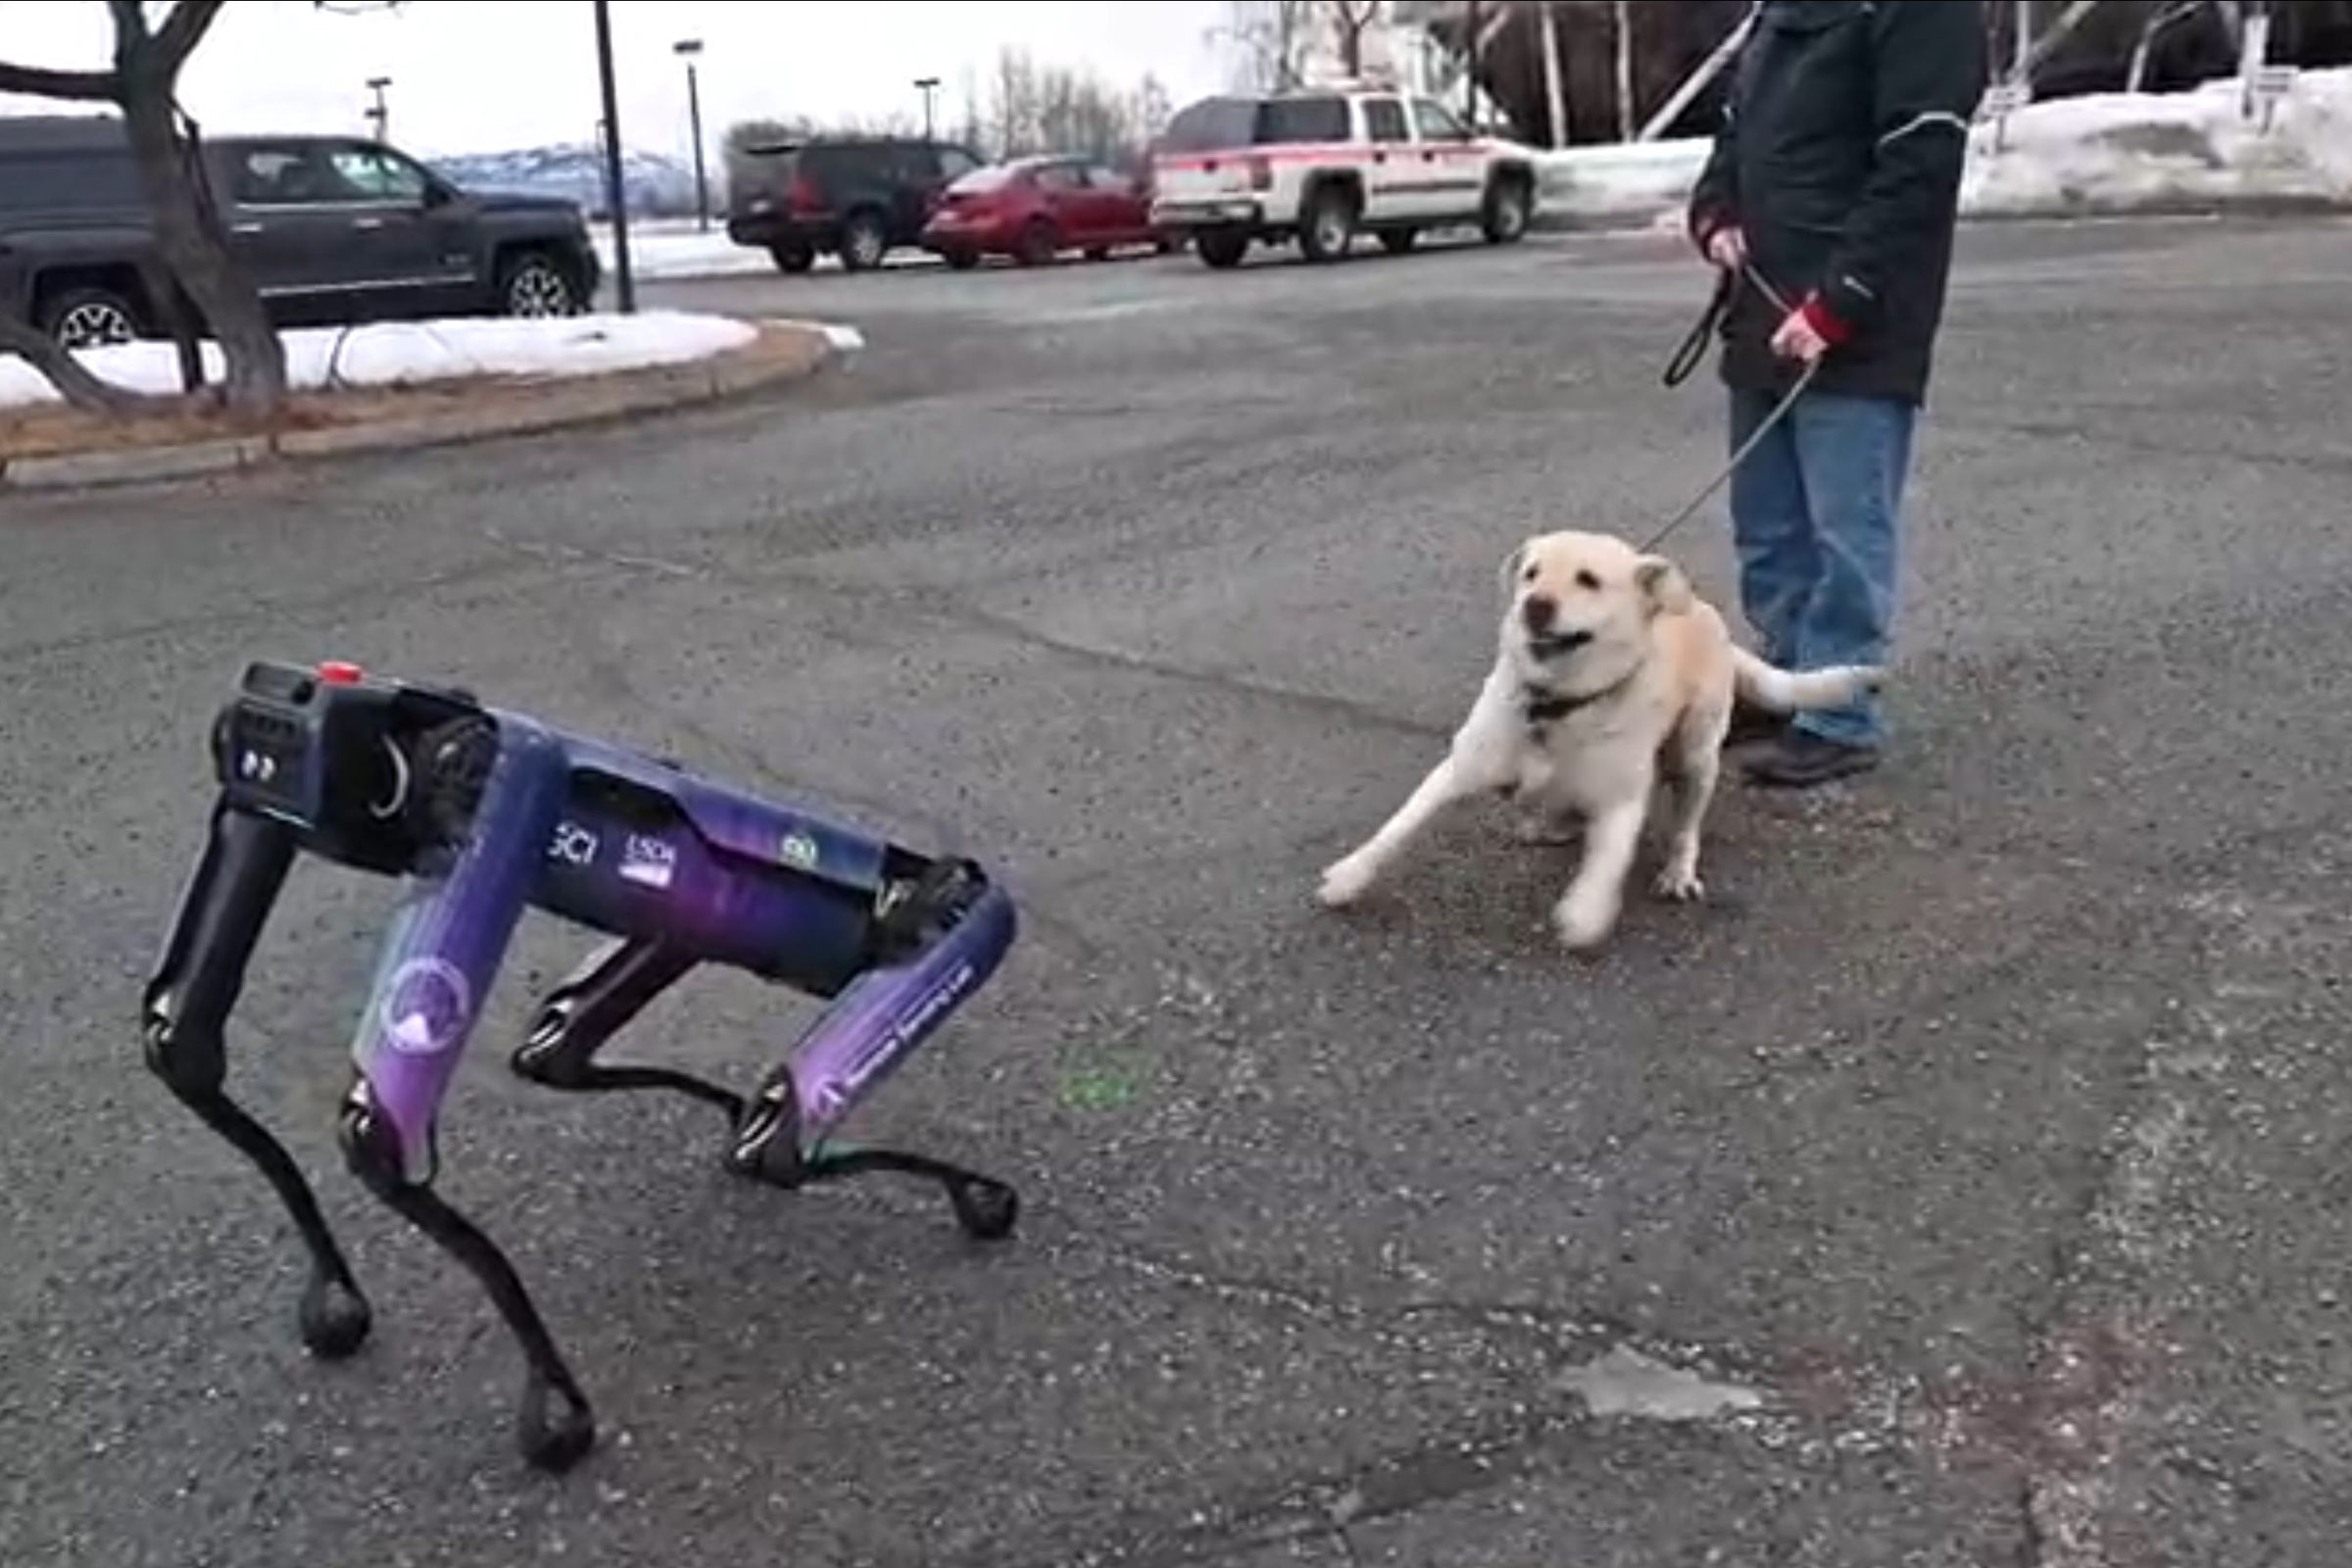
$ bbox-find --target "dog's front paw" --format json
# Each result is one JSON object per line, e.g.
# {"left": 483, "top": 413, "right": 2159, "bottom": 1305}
{"left": 1318, "top": 855, "right": 1378, "bottom": 908}
{"left": 1551, "top": 889, "right": 1619, "bottom": 953}
{"left": 1652, "top": 864, "right": 1706, "bottom": 903}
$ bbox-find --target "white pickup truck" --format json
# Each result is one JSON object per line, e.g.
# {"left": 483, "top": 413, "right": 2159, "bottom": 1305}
{"left": 1149, "top": 86, "right": 1541, "bottom": 270}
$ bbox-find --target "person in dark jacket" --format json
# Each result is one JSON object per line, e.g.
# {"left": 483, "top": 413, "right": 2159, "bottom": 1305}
{"left": 1686, "top": 0, "right": 1988, "bottom": 786}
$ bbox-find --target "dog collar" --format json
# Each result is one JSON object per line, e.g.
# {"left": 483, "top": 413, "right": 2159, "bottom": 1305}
{"left": 1522, "top": 686, "right": 1600, "bottom": 724}
{"left": 1520, "top": 666, "right": 1639, "bottom": 729}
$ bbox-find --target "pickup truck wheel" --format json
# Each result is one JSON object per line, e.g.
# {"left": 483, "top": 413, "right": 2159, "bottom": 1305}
{"left": 839, "top": 211, "right": 889, "bottom": 272}
{"left": 499, "top": 253, "right": 580, "bottom": 318}
{"left": 1195, "top": 229, "right": 1249, "bottom": 270}
{"left": 1298, "top": 183, "right": 1359, "bottom": 264}
{"left": 1481, "top": 175, "right": 1533, "bottom": 245}
{"left": 41, "top": 287, "right": 141, "bottom": 350}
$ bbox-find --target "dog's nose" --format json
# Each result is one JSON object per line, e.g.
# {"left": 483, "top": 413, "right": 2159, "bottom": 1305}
{"left": 1522, "top": 595, "right": 1557, "bottom": 633}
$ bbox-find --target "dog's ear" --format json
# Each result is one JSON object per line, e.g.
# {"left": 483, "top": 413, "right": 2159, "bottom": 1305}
{"left": 1498, "top": 539, "right": 1531, "bottom": 600}
{"left": 1635, "top": 556, "right": 1694, "bottom": 617}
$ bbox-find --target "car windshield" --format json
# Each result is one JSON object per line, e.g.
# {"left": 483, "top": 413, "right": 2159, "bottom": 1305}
{"left": 949, "top": 167, "right": 1017, "bottom": 194}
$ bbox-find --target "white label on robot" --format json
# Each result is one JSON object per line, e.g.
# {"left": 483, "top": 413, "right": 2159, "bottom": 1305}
{"left": 778, "top": 829, "right": 820, "bottom": 870}
{"left": 828, "top": 960, "right": 978, "bottom": 1112}
{"left": 619, "top": 834, "right": 675, "bottom": 890}
{"left": 549, "top": 821, "right": 599, "bottom": 867}
{"left": 377, "top": 958, "right": 473, "bottom": 1057}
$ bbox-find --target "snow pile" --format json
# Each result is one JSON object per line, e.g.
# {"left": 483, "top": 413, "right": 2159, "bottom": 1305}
{"left": 0, "top": 310, "right": 758, "bottom": 409}
{"left": 1531, "top": 65, "right": 2352, "bottom": 228}
{"left": 595, "top": 220, "right": 779, "bottom": 281}
{"left": 1963, "top": 69, "right": 2352, "bottom": 216}
{"left": 1537, "top": 139, "right": 1710, "bottom": 228}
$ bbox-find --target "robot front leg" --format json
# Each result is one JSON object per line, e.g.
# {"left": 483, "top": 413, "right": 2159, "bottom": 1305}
{"left": 337, "top": 715, "right": 599, "bottom": 1472}
{"left": 727, "top": 860, "right": 1022, "bottom": 1242}
{"left": 141, "top": 799, "right": 373, "bottom": 1359}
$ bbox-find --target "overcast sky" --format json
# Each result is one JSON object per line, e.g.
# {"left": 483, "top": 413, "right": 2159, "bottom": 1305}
{"left": 0, "top": 1, "right": 1242, "bottom": 159}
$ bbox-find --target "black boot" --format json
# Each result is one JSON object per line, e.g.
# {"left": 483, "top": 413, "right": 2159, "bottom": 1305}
{"left": 1723, "top": 701, "right": 1787, "bottom": 749}
{"left": 1741, "top": 730, "right": 1879, "bottom": 788}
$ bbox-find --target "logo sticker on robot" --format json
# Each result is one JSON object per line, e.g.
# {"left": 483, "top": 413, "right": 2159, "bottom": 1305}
{"left": 377, "top": 957, "right": 473, "bottom": 1057}
{"left": 549, "top": 820, "right": 599, "bottom": 867}
{"left": 778, "top": 829, "right": 820, "bottom": 871}
{"left": 619, "top": 833, "right": 675, "bottom": 891}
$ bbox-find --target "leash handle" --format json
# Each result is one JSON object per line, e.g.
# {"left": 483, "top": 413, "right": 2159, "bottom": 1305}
{"left": 1662, "top": 268, "right": 1732, "bottom": 389}
{"left": 1659, "top": 260, "right": 1797, "bottom": 390}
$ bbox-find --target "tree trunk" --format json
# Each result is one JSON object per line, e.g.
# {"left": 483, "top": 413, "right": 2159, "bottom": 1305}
{"left": 117, "top": 68, "right": 285, "bottom": 420}
{"left": 1613, "top": 0, "right": 1637, "bottom": 141}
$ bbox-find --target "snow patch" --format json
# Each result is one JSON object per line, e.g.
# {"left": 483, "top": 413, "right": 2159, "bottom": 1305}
{"left": 1532, "top": 65, "right": 2352, "bottom": 230}
{"left": 1964, "top": 70, "right": 2352, "bottom": 217}
{"left": 0, "top": 310, "right": 760, "bottom": 410}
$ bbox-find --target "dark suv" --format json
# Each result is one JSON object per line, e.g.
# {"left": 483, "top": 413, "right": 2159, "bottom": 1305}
{"left": 0, "top": 115, "right": 602, "bottom": 350}
{"left": 724, "top": 136, "right": 983, "bottom": 273}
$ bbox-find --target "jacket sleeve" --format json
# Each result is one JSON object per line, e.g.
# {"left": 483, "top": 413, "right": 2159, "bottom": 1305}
{"left": 1814, "top": 0, "right": 1988, "bottom": 335}
{"left": 1686, "top": 96, "right": 1740, "bottom": 255}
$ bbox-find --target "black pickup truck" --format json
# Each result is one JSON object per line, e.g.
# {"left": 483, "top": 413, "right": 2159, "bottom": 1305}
{"left": 0, "top": 116, "right": 602, "bottom": 349}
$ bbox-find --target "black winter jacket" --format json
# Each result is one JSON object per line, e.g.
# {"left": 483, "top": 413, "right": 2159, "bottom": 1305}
{"left": 1688, "top": 0, "right": 1989, "bottom": 406}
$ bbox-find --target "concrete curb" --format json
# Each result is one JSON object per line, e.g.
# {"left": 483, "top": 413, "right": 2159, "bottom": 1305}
{"left": 0, "top": 318, "right": 860, "bottom": 496}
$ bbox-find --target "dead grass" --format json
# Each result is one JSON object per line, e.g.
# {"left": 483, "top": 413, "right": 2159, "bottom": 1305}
{"left": 0, "top": 321, "right": 828, "bottom": 463}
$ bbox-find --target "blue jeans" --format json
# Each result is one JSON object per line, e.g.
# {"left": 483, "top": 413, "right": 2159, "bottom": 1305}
{"left": 1727, "top": 387, "right": 1916, "bottom": 748}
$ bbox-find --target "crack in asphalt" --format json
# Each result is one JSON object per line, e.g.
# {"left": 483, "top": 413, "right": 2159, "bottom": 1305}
{"left": 961, "top": 1231, "right": 1805, "bottom": 1568}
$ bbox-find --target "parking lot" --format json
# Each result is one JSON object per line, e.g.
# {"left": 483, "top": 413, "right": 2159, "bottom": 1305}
{"left": 5, "top": 215, "right": 2351, "bottom": 1567}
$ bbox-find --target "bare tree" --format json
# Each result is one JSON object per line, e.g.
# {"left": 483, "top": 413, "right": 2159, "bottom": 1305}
{"left": 2128, "top": 0, "right": 2204, "bottom": 90}
{"left": 0, "top": 1, "right": 287, "bottom": 419}
{"left": 1224, "top": 0, "right": 1313, "bottom": 91}
{"left": 1327, "top": 0, "right": 1385, "bottom": 75}
{"left": 1611, "top": 0, "right": 1637, "bottom": 141}
{"left": 993, "top": 47, "right": 1040, "bottom": 158}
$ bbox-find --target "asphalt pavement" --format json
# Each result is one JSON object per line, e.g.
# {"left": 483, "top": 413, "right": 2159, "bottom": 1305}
{"left": 5, "top": 217, "right": 2351, "bottom": 1568}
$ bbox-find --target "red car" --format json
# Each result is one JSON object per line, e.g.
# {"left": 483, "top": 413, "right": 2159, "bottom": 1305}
{"left": 920, "top": 155, "right": 1171, "bottom": 270}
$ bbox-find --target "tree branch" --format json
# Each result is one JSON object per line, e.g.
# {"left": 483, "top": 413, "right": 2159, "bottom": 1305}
{"left": 154, "top": 0, "right": 228, "bottom": 72}
{"left": 105, "top": 0, "right": 150, "bottom": 45}
{"left": 0, "top": 315, "right": 149, "bottom": 416}
{"left": 0, "top": 60, "right": 122, "bottom": 101}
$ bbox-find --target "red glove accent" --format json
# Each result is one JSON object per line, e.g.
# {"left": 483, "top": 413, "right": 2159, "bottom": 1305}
{"left": 1797, "top": 291, "right": 1854, "bottom": 347}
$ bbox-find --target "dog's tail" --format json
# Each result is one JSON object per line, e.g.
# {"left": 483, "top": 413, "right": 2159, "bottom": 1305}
{"left": 1729, "top": 647, "right": 1885, "bottom": 712}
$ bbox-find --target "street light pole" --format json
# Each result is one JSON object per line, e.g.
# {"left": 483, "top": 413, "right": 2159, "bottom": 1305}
{"left": 914, "top": 74, "right": 941, "bottom": 141}
{"left": 594, "top": 0, "right": 634, "bottom": 314}
{"left": 675, "top": 38, "right": 709, "bottom": 232}
{"left": 366, "top": 75, "right": 391, "bottom": 141}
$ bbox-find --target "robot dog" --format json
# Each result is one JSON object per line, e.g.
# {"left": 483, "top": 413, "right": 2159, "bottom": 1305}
{"left": 141, "top": 659, "right": 1020, "bottom": 1472}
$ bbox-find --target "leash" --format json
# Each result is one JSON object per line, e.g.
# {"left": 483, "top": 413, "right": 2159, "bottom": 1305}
{"left": 1640, "top": 259, "right": 1824, "bottom": 556}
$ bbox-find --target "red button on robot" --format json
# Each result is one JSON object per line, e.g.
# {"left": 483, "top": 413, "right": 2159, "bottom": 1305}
{"left": 317, "top": 661, "right": 366, "bottom": 685}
